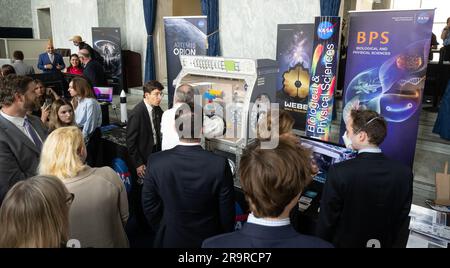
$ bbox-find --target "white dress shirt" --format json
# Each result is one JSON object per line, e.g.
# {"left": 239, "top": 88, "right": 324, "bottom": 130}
{"left": 48, "top": 53, "right": 54, "bottom": 63}
{"left": 161, "top": 103, "right": 182, "bottom": 151}
{"left": 0, "top": 111, "right": 42, "bottom": 143}
{"left": 358, "top": 147, "right": 382, "bottom": 154}
{"left": 246, "top": 213, "right": 291, "bottom": 227}
{"left": 143, "top": 101, "right": 158, "bottom": 145}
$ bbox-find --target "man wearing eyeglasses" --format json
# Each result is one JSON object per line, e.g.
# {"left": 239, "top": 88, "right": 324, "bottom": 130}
{"left": 316, "top": 109, "right": 413, "bottom": 248}
{"left": 126, "top": 80, "right": 164, "bottom": 229}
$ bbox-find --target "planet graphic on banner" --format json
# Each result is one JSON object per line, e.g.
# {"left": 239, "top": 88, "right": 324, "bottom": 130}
{"left": 164, "top": 18, "right": 207, "bottom": 53}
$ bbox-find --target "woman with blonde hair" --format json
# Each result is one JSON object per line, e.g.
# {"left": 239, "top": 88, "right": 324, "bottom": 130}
{"left": 47, "top": 99, "right": 76, "bottom": 133}
{"left": 0, "top": 175, "right": 72, "bottom": 248}
{"left": 38, "top": 126, "right": 129, "bottom": 248}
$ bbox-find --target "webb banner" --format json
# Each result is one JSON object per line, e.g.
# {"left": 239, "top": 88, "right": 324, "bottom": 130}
{"left": 305, "top": 16, "right": 341, "bottom": 140}
{"left": 276, "top": 24, "right": 314, "bottom": 130}
{"left": 340, "top": 9, "right": 435, "bottom": 167}
{"left": 164, "top": 16, "right": 207, "bottom": 108}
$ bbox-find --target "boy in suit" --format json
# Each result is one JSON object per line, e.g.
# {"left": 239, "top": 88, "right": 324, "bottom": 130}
{"left": 317, "top": 109, "right": 413, "bottom": 248}
{"left": 202, "top": 138, "right": 332, "bottom": 248}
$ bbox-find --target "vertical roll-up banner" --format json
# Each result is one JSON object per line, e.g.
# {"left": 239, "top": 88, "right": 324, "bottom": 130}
{"left": 340, "top": 10, "right": 435, "bottom": 167}
{"left": 305, "top": 16, "right": 341, "bottom": 140}
{"left": 276, "top": 24, "right": 314, "bottom": 130}
{"left": 164, "top": 16, "right": 207, "bottom": 108}
{"left": 92, "top": 27, "right": 123, "bottom": 94}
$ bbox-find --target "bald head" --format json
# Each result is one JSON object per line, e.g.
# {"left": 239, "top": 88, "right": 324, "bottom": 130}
{"left": 174, "top": 84, "right": 197, "bottom": 105}
{"left": 78, "top": 49, "right": 91, "bottom": 64}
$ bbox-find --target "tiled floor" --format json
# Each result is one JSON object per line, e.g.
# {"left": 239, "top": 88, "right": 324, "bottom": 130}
{"left": 111, "top": 88, "right": 450, "bottom": 208}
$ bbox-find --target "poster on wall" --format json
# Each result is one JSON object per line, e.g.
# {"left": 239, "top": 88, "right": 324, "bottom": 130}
{"left": 276, "top": 24, "right": 314, "bottom": 130}
{"left": 164, "top": 16, "right": 207, "bottom": 108}
{"left": 92, "top": 27, "right": 123, "bottom": 94}
{"left": 305, "top": 16, "right": 341, "bottom": 140}
{"left": 340, "top": 9, "right": 435, "bottom": 167}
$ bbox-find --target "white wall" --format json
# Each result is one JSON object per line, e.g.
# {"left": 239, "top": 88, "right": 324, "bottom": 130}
{"left": 98, "top": 0, "right": 127, "bottom": 48}
{"left": 0, "top": 0, "right": 33, "bottom": 28}
{"left": 219, "top": 0, "right": 320, "bottom": 59}
{"left": 32, "top": 0, "right": 99, "bottom": 53}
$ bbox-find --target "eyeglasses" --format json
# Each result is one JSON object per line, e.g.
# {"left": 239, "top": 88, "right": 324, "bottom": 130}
{"left": 66, "top": 193, "right": 75, "bottom": 206}
{"left": 151, "top": 92, "right": 164, "bottom": 97}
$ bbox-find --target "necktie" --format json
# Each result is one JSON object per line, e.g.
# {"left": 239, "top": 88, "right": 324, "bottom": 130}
{"left": 24, "top": 118, "right": 42, "bottom": 151}
{"left": 152, "top": 107, "right": 161, "bottom": 144}
{"left": 49, "top": 53, "right": 54, "bottom": 63}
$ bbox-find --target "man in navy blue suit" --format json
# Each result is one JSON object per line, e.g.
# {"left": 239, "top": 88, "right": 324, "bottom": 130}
{"left": 316, "top": 109, "right": 413, "bottom": 248}
{"left": 142, "top": 103, "right": 235, "bottom": 248}
{"left": 37, "top": 41, "right": 65, "bottom": 73}
{"left": 203, "top": 138, "right": 332, "bottom": 248}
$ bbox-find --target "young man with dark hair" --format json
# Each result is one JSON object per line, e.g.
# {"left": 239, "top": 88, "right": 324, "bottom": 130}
{"left": 126, "top": 80, "right": 165, "bottom": 230}
{"left": 317, "top": 109, "right": 413, "bottom": 248}
{"left": 12, "top": 50, "right": 34, "bottom": 75}
{"left": 203, "top": 138, "right": 332, "bottom": 248}
{"left": 0, "top": 75, "right": 47, "bottom": 203}
{"left": 142, "top": 103, "right": 235, "bottom": 248}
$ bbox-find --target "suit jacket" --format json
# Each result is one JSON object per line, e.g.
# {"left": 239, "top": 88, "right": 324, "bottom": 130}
{"left": 0, "top": 114, "right": 48, "bottom": 203}
{"left": 83, "top": 60, "right": 107, "bottom": 87}
{"left": 126, "top": 101, "right": 163, "bottom": 169}
{"left": 203, "top": 222, "right": 333, "bottom": 248}
{"left": 316, "top": 152, "right": 413, "bottom": 248}
{"left": 142, "top": 145, "right": 235, "bottom": 248}
{"left": 37, "top": 52, "right": 66, "bottom": 73}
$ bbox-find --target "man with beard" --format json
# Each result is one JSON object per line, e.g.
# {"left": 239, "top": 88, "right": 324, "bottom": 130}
{"left": 0, "top": 75, "right": 48, "bottom": 204}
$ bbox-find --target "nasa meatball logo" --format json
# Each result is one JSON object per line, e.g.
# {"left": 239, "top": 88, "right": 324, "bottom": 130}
{"left": 317, "top": 21, "right": 336, "bottom": 40}
{"left": 416, "top": 12, "right": 430, "bottom": 24}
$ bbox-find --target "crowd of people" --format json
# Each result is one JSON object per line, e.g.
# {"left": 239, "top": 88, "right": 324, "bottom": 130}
{"left": 0, "top": 34, "right": 415, "bottom": 248}
{"left": 0, "top": 71, "right": 414, "bottom": 248}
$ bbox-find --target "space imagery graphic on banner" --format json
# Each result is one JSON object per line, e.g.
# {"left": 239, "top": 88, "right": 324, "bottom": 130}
{"left": 340, "top": 10, "right": 435, "bottom": 167}
{"left": 164, "top": 16, "right": 207, "bottom": 108}
{"left": 92, "top": 27, "right": 122, "bottom": 90}
{"left": 276, "top": 24, "right": 314, "bottom": 130}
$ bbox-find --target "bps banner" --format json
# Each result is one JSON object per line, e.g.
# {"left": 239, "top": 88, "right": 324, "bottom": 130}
{"left": 340, "top": 10, "right": 435, "bottom": 167}
{"left": 305, "top": 16, "right": 341, "bottom": 140}
{"left": 164, "top": 16, "right": 207, "bottom": 108}
{"left": 92, "top": 27, "right": 123, "bottom": 93}
{"left": 276, "top": 24, "right": 314, "bottom": 130}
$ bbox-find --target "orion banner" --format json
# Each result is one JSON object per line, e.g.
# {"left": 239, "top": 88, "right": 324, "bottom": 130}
{"left": 340, "top": 10, "right": 435, "bottom": 167}
{"left": 305, "top": 16, "right": 341, "bottom": 140}
{"left": 164, "top": 16, "right": 207, "bottom": 108}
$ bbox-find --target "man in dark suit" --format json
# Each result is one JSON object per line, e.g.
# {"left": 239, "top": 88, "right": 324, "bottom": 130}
{"left": 37, "top": 41, "right": 65, "bottom": 73}
{"left": 203, "top": 138, "right": 332, "bottom": 248}
{"left": 0, "top": 75, "right": 48, "bottom": 203}
{"left": 78, "top": 49, "right": 107, "bottom": 87}
{"left": 316, "top": 109, "right": 413, "bottom": 248}
{"left": 142, "top": 103, "right": 235, "bottom": 248}
{"left": 126, "top": 80, "right": 164, "bottom": 230}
